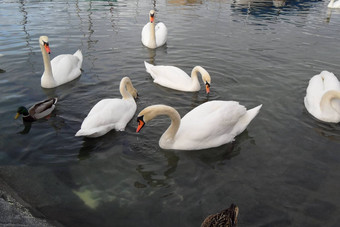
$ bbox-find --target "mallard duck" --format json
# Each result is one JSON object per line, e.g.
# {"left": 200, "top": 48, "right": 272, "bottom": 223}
{"left": 15, "top": 98, "right": 58, "bottom": 122}
{"left": 136, "top": 101, "right": 262, "bottom": 150}
{"left": 201, "top": 204, "right": 239, "bottom": 227}
{"left": 39, "top": 36, "right": 83, "bottom": 88}
{"left": 141, "top": 10, "right": 167, "bottom": 49}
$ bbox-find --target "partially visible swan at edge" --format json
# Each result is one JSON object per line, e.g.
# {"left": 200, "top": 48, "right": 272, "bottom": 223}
{"left": 304, "top": 70, "right": 340, "bottom": 123}
{"left": 39, "top": 36, "right": 83, "bottom": 88}
{"left": 136, "top": 101, "right": 262, "bottom": 150}
{"left": 328, "top": 0, "right": 340, "bottom": 8}
{"left": 141, "top": 10, "right": 167, "bottom": 49}
{"left": 144, "top": 61, "right": 211, "bottom": 93}
{"left": 76, "top": 77, "right": 138, "bottom": 138}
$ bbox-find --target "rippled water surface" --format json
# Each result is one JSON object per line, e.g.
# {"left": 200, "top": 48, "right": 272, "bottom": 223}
{"left": 1, "top": 0, "right": 340, "bottom": 226}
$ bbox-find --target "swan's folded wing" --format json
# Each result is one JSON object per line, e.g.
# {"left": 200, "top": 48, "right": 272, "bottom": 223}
{"left": 179, "top": 101, "right": 246, "bottom": 142}
{"left": 145, "top": 63, "right": 193, "bottom": 90}
{"left": 155, "top": 22, "right": 167, "bottom": 47}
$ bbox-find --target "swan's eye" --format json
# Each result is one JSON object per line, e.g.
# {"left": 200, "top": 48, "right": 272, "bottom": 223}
{"left": 43, "top": 41, "right": 49, "bottom": 47}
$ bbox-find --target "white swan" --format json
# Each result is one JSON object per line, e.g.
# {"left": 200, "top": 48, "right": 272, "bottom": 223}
{"left": 136, "top": 101, "right": 262, "bottom": 150}
{"left": 141, "top": 10, "right": 167, "bottom": 49}
{"left": 76, "top": 77, "right": 138, "bottom": 138}
{"left": 40, "top": 36, "right": 83, "bottom": 88}
{"left": 328, "top": 0, "right": 340, "bottom": 8}
{"left": 144, "top": 61, "right": 211, "bottom": 93}
{"left": 304, "top": 71, "right": 340, "bottom": 123}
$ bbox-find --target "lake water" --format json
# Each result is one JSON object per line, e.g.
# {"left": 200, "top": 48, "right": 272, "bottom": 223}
{"left": 1, "top": 0, "right": 340, "bottom": 226}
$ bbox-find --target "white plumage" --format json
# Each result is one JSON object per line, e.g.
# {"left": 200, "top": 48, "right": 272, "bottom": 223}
{"left": 39, "top": 36, "right": 83, "bottom": 88}
{"left": 141, "top": 10, "right": 167, "bottom": 49}
{"left": 76, "top": 77, "right": 138, "bottom": 138}
{"left": 137, "top": 101, "right": 262, "bottom": 150}
{"left": 304, "top": 71, "right": 340, "bottom": 123}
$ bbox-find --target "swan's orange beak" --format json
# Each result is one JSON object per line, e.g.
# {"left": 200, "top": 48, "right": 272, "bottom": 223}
{"left": 44, "top": 43, "right": 51, "bottom": 54}
{"left": 150, "top": 14, "right": 154, "bottom": 23}
{"left": 205, "top": 82, "right": 210, "bottom": 94}
{"left": 136, "top": 116, "right": 145, "bottom": 132}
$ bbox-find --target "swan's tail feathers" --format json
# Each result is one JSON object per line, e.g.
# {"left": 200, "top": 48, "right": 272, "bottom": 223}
{"left": 144, "top": 61, "right": 153, "bottom": 73}
{"left": 233, "top": 104, "right": 262, "bottom": 136}
{"left": 74, "top": 49, "right": 83, "bottom": 66}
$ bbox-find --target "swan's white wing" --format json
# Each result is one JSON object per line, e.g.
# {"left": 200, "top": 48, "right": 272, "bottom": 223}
{"left": 141, "top": 23, "right": 151, "bottom": 47}
{"left": 144, "top": 62, "right": 195, "bottom": 91}
{"left": 76, "top": 98, "right": 136, "bottom": 137}
{"left": 174, "top": 101, "right": 247, "bottom": 149}
{"left": 51, "top": 53, "right": 82, "bottom": 84}
{"left": 304, "top": 73, "right": 324, "bottom": 113}
{"left": 321, "top": 71, "right": 340, "bottom": 91}
{"left": 155, "top": 22, "right": 167, "bottom": 47}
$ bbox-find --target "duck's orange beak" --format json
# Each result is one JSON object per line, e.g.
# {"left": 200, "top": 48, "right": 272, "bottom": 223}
{"left": 205, "top": 82, "right": 210, "bottom": 94}
{"left": 136, "top": 116, "right": 145, "bottom": 132}
{"left": 15, "top": 113, "right": 20, "bottom": 119}
{"left": 44, "top": 43, "right": 51, "bottom": 54}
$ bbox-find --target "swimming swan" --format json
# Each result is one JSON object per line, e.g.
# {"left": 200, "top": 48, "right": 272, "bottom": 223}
{"left": 40, "top": 36, "right": 83, "bottom": 88}
{"left": 141, "top": 10, "right": 167, "bottom": 49}
{"left": 304, "top": 71, "right": 340, "bottom": 123}
{"left": 76, "top": 77, "right": 138, "bottom": 137}
{"left": 144, "top": 61, "right": 211, "bottom": 93}
{"left": 136, "top": 101, "right": 262, "bottom": 150}
{"left": 328, "top": 0, "right": 340, "bottom": 8}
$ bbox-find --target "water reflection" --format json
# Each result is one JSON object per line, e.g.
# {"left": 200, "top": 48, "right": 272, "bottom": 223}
{"left": 135, "top": 150, "right": 179, "bottom": 187}
{"left": 18, "top": 121, "right": 32, "bottom": 134}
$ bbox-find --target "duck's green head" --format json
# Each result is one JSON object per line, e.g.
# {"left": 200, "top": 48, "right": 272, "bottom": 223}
{"left": 15, "top": 106, "right": 28, "bottom": 119}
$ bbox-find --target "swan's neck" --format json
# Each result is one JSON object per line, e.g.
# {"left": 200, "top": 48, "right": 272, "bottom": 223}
{"left": 148, "top": 22, "right": 157, "bottom": 49}
{"left": 120, "top": 77, "right": 135, "bottom": 100}
{"left": 146, "top": 105, "right": 181, "bottom": 141}
{"left": 190, "top": 66, "right": 204, "bottom": 84}
{"left": 320, "top": 90, "right": 340, "bottom": 114}
{"left": 40, "top": 44, "right": 53, "bottom": 79}
{"left": 191, "top": 66, "right": 209, "bottom": 86}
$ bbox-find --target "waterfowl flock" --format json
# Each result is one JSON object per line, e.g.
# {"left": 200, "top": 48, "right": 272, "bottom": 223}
{"left": 13, "top": 6, "right": 340, "bottom": 226}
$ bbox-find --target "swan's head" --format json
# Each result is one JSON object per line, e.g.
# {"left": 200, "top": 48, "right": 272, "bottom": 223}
{"left": 136, "top": 105, "right": 176, "bottom": 133}
{"left": 202, "top": 72, "right": 211, "bottom": 94}
{"left": 39, "top": 36, "right": 51, "bottom": 54}
{"left": 149, "top": 10, "right": 155, "bottom": 23}
{"left": 121, "top": 76, "right": 138, "bottom": 99}
{"left": 136, "top": 106, "right": 154, "bottom": 132}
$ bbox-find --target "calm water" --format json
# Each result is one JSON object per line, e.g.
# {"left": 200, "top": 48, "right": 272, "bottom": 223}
{"left": 1, "top": 0, "right": 340, "bottom": 226}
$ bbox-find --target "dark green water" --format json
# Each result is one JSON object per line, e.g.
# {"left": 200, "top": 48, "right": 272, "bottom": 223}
{"left": 1, "top": 0, "right": 340, "bottom": 226}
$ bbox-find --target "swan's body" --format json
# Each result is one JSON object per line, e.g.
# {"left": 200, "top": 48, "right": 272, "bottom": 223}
{"left": 304, "top": 71, "right": 340, "bottom": 123}
{"left": 15, "top": 98, "right": 58, "bottom": 122}
{"left": 76, "top": 77, "right": 138, "bottom": 138}
{"left": 141, "top": 10, "right": 167, "bottom": 49}
{"left": 136, "top": 101, "right": 262, "bottom": 150}
{"left": 144, "top": 61, "right": 211, "bottom": 93}
{"left": 40, "top": 36, "right": 83, "bottom": 88}
{"left": 328, "top": 0, "right": 340, "bottom": 8}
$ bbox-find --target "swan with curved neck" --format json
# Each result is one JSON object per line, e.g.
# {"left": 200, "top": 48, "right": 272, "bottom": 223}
{"left": 39, "top": 36, "right": 83, "bottom": 88}
{"left": 144, "top": 61, "right": 211, "bottom": 93}
{"left": 76, "top": 77, "right": 138, "bottom": 137}
{"left": 136, "top": 101, "right": 262, "bottom": 150}
{"left": 304, "top": 71, "right": 340, "bottom": 123}
{"left": 141, "top": 10, "right": 167, "bottom": 49}
{"left": 328, "top": 0, "right": 340, "bottom": 8}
